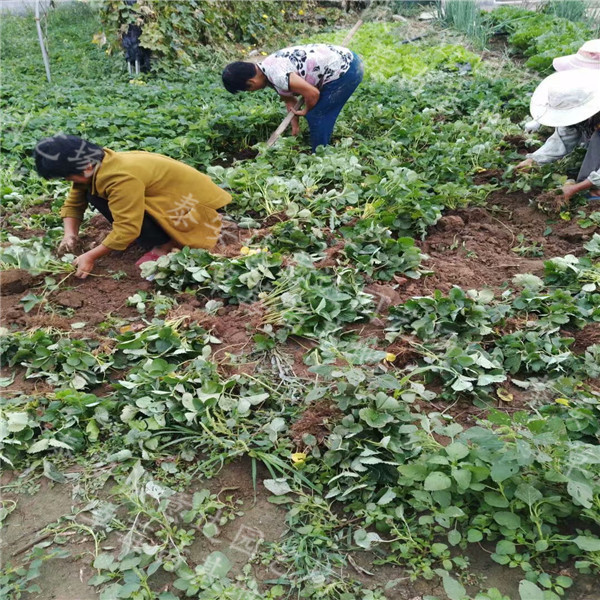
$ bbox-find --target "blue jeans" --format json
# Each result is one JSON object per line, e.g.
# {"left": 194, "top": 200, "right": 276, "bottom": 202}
{"left": 305, "top": 52, "right": 364, "bottom": 152}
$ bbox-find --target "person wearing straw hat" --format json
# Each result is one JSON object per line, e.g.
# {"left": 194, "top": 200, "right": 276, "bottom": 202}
{"left": 522, "top": 40, "right": 600, "bottom": 134}
{"left": 553, "top": 39, "right": 600, "bottom": 72}
{"left": 517, "top": 69, "right": 600, "bottom": 203}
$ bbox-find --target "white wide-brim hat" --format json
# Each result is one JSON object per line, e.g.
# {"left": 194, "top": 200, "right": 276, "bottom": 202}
{"left": 553, "top": 39, "right": 600, "bottom": 71}
{"left": 530, "top": 70, "right": 600, "bottom": 127}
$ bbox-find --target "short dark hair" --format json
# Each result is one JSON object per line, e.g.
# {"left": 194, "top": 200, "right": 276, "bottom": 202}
{"left": 222, "top": 61, "right": 257, "bottom": 94}
{"left": 34, "top": 134, "right": 105, "bottom": 179}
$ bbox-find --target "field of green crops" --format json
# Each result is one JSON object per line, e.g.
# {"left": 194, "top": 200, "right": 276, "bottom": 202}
{"left": 1, "top": 3, "right": 600, "bottom": 600}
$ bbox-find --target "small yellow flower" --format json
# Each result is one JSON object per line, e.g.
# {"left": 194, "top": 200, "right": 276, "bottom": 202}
{"left": 260, "top": 51, "right": 268, "bottom": 56}
{"left": 262, "top": 13, "right": 268, "bottom": 19}
{"left": 385, "top": 353, "right": 397, "bottom": 362}
{"left": 298, "top": 9, "right": 305, "bottom": 15}
{"left": 291, "top": 452, "right": 307, "bottom": 465}
{"left": 281, "top": 9, "right": 285, "bottom": 14}
{"left": 496, "top": 388, "right": 513, "bottom": 403}
{"left": 240, "top": 246, "right": 250, "bottom": 255}
{"left": 555, "top": 398, "right": 571, "bottom": 407}
{"left": 262, "top": 247, "right": 269, "bottom": 253}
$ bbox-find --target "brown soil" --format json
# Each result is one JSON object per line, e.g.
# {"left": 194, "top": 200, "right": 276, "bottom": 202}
{"left": 212, "top": 147, "right": 259, "bottom": 168}
{"left": 364, "top": 282, "right": 403, "bottom": 313}
{"left": 0, "top": 366, "right": 55, "bottom": 397}
{"left": 400, "top": 190, "right": 593, "bottom": 301}
{"left": 0, "top": 269, "right": 37, "bottom": 295}
{"left": 262, "top": 211, "right": 289, "bottom": 227}
{"left": 472, "top": 168, "right": 504, "bottom": 185}
{"left": 80, "top": 214, "right": 113, "bottom": 249}
{"left": 213, "top": 218, "right": 255, "bottom": 258}
{"left": 278, "top": 336, "right": 318, "bottom": 380}
{"left": 502, "top": 134, "right": 530, "bottom": 153}
{"left": 1, "top": 249, "right": 150, "bottom": 329}
{"left": 385, "top": 335, "right": 422, "bottom": 368}
{"left": 314, "top": 240, "right": 345, "bottom": 269}
{"left": 290, "top": 400, "right": 343, "bottom": 447}
{"left": 536, "top": 189, "right": 568, "bottom": 214}
{"left": 167, "top": 301, "right": 266, "bottom": 360}
{"left": 572, "top": 323, "right": 600, "bottom": 354}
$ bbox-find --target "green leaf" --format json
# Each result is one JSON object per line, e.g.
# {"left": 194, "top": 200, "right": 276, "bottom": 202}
{"left": 86, "top": 420, "right": 100, "bottom": 442}
{"left": 448, "top": 530, "right": 461, "bottom": 546}
{"left": 493, "top": 512, "right": 521, "bottom": 530}
{"left": 573, "top": 536, "right": 600, "bottom": 551}
{"left": 27, "top": 439, "right": 50, "bottom": 453}
{"left": 377, "top": 488, "right": 397, "bottom": 506}
{"left": 484, "top": 492, "right": 509, "bottom": 508}
{"left": 203, "top": 551, "right": 231, "bottom": 578}
{"left": 94, "top": 553, "right": 115, "bottom": 570}
{"left": 445, "top": 442, "right": 469, "bottom": 461}
{"left": 263, "top": 478, "right": 292, "bottom": 496}
{"left": 467, "top": 529, "right": 483, "bottom": 543}
{"left": 424, "top": 471, "right": 452, "bottom": 491}
{"left": 442, "top": 573, "right": 467, "bottom": 600}
{"left": 0, "top": 375, "right": 15, "bottom": 387}
{"left": 452, "top": 468, "right": 472, "bottom": 488}
{"left": 514, "top": 483, "right": 543, "bottom": 506}
{"left": 202, "top": 523, "right": 219, "bottom": 538}
{"left": 358, "top": 407, "right": 394, "bottom": 428}
{"left": 491, "top": 460, "right": 519, "bottom": 483}
{"left": 477, "top": 373, "right": 507, "bottom": 386}
{"left": 519, "top": 580, "right": 544, "bottom": 600}
{"left": 555, "top": 576, "right": 572, "bottom": 588}
{"left": 7, "top": 412, "right": 29, "bottom": 432}
{"left": 353, "top": 528, "right": 382, "bottom": 550}
{"left": 567, "top": 480, "right": 593, "bottom": 509}
{"left": 495, "top": 540, "right": 516, "bottom": 555}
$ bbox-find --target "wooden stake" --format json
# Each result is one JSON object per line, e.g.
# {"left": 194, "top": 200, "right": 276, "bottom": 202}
{"left": 35, "top": 0, "right": 51, "bottom": 83}
{"left": 265, "top": 18, "right": 364, "bottom": 148}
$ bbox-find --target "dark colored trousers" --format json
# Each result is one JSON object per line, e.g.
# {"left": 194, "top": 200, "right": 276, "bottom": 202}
{"left": 305, "top": 52, "right": 364, "bottom": 152}
{"left": 577, "top": 130, "right": 600, "bottom": 185}
{"left": 86, "top": 191, "right": 170, "bottom": 249}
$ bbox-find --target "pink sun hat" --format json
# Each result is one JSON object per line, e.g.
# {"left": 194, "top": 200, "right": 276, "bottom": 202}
{"left": 553, "top": 39, "right": 600, "bottom": 71}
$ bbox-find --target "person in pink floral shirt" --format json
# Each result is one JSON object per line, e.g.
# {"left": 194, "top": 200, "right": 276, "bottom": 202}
{"left": 222, "top": 44, "right": 363, "bottom": 151}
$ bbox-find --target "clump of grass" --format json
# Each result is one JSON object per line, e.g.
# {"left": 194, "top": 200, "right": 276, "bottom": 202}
{"left": 542, "top": 0, "right": 589, "bottom": 23}
{"left": 439, "top": 0, "right": 491, "bottom": 49}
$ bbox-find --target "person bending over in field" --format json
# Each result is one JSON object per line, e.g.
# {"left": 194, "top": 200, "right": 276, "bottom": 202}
{"left": 517, "top": 55, "right": 600, "bottom": 204}
{"left": 34, "top": 135, "right": 231, "bottom": 279}
{"left": 222, "top": 44, "right": 363, "bottom": 152}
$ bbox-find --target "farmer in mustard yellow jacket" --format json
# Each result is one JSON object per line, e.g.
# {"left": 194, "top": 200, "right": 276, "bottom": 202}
{"left": 34, "top": 135, "right": 231, "bottom": 278}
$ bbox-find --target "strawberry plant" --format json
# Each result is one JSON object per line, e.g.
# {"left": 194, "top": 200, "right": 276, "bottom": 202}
{"left": 257, "top": 219, "right": 328, "bottom": 256}
{"left": 387, "top": 287, "right": 509, "bottom": 342}
{"left": 3, "top": 4, "right": 600, "bottom": 599}
{"left": 261, "top": 264, "right": 374, "bottom": 337}
{"left": 340, "top": 221, "right": 425, "bottom": 281}
{"left": 145, "top": 248, "right": 284, "bottom": 304}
